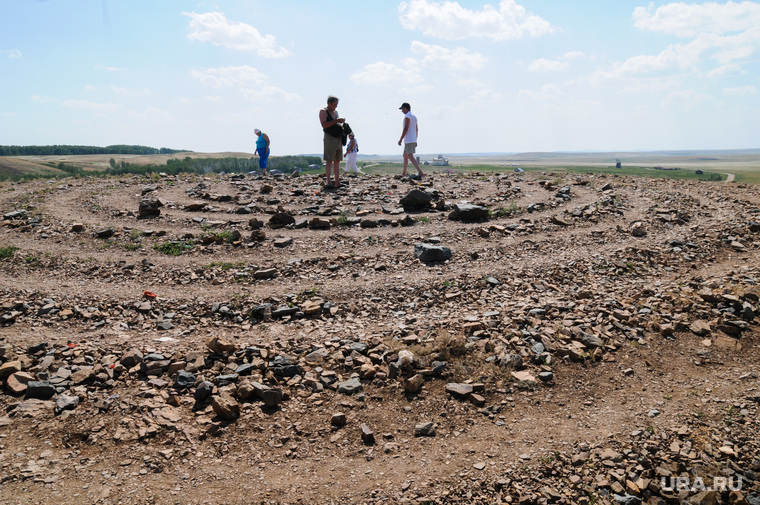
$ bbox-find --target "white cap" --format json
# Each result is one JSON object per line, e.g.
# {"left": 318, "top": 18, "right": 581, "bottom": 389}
{"left": 254, "top": 128, "right": 261, "bottom": 135}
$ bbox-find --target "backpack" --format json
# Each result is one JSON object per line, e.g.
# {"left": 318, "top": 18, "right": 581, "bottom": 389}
{"left": 341, "top": 123, "right": 352, "bottom": 146}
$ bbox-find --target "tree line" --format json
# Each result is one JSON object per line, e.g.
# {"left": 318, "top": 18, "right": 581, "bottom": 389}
{"left": 0, "top": 145, "right": 186, "bottom": 156}
{"left": 107, "top": 155, "right": 321, "bottom": 176}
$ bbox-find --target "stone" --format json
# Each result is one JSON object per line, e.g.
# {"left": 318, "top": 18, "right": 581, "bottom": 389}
{"left": 207, "top": 336, "right": 236, "bottom": 354}
{"left": 211, "top": 393, "right": 240, "bottom": 421}
{"left": 414, "top": 243, "right": 452, "bottom": 263}
{"left": 449, "top": 203, "right": 489, "bottom": 222}
{"left": 175, "top": 370, "right": 196, "bottom": 389}
{"left": 25, "top": 381, "right": 56, "bottom": 400}
{"left": 690, "top": 320, "right": 712, "bottom": 337}
{"left": 194, "top": 381, "right": 214, "bottom": 402}
{"left": 0, "top": 360, "right": 22, "bottom": 381}
{"left": 511, "top": 371, "right": 537, "bottom": 383}
{"left": 403, "top": 374, "right": 425, "bottom": 394}
{"left": 360, "top": 423, "right": 375, "bottom": 445}
{"left": 331, "top": 412, "right": 347, "bottom": 426}
{"left": 414, "top": 422, "right": 436, "bottom": 437}
{"left": 446, "top": 383, "right": 473, "bottom": 398}
{"left": 577, "top": 331, "right": 604, "bottom": 348}
{"left": 54, "top": 394, "right": 80, "bottom": 415}
{"left": 499, "top": 354, "right": 523, "bottom": 370}
{"left": 308, "top": 218, "right": 331, "bottom": 230}
{"left": 268, "top": 213, "right": 295, "bottom": 229}
{"left": 138, "top": 197, "right": 163, "bottom": 217}
{"left": 6, "top": 371, "right": 34, "bottom": 395}
{"left": 400, "top": 189, "right": 433, "bottom": 210}
{"left": 337, "top": 378, "right": 363, "bottom": 395}
{"left": 120, "top": 350, "right": 143, "bottom": 368}
{"left": 688, "top": 491, "right": 720, "bottom": 505}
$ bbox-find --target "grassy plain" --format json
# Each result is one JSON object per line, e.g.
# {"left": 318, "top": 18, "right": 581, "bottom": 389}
{"left": 365, "top": 149, "right": 760, "bottom": 183}
{"left": 1, "top": 149, "right": 758, "bottom": 183}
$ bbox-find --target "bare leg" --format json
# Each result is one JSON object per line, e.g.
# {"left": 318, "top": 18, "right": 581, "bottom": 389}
{"left": 332, "top": 161, "right": 341, "bottom": 187}
{"left": 325, "top": 163, "right": 332, "bottom": 186}
{"left": 402, "top": 154, "right": 409, "bottom": 176}
{"left": 409, "top": 155, "right": 424, "bottom": 176}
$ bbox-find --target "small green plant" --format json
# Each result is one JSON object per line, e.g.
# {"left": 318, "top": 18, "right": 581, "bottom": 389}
{"left": 418, "top": 216, "right": 431, "bottom": 223}
{"left": 490, "top": 200, "right": 523, "bottom": 218}
{"left": 202, "top": 230, "right": 235, "bottom": 244}
{"left": 336, "top": 211, "right": 351, "bottom": 227}
{"left": 298, "top": 288, "right": 318, "bottom": 301}
{"left": 0, "top": 246, "right": 19, "bottom": 259}
{"left": 154, "top": 240, "right": 195, "bottom": 256}
{"left": 24, "top": 254, "right": 42, "bottom": 267}
{"left": 123, "top": 243, "right": 142, "bottom": 251}
{"left": 515, "top": 380, "right": 538, "bottom": 391}
{"left": 129, "top": 229, "right": 144, "bottom": 240}
{"left": 207, "top": 261, "right": 243, "bottom": 270}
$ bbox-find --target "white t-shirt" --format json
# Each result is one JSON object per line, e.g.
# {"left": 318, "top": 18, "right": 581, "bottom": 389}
{"left": 403, "top": 111, "right": 418, "bottom": 143}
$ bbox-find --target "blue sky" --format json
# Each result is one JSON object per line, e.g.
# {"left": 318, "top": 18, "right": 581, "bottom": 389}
{"left": 1, "top": 0, "right": 759, "bottom": 156}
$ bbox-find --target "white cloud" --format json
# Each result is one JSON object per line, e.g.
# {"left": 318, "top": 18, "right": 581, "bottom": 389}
{"left": 707, "top": 63, "right": 745, "bottom": 77}
{"left": 241, "top": 86, "right": 302, "bottom": 102}
{"left": 126, "top": 107, "right": 173, "bottom": 121}
{"left": 350, "top": 61, "right": 422, "bottom": 85}
{"left": 191, "top": 65, "right": 268, "bottom": 88}
{"left": 32, "top": 95, "right": 54, "bottom": 103}
{"left": 529, "top": 58, "right": 568, "bottom": 72}
{"left": 664, "top": 89, "right": 712, "bottom": 105}
{"left": 110, "top": 86, "right": 151, "bottom": 96}
{"left": 398, "top": 0, "right": 554, "bottom": 41}
{"left": 518, "top": 83, "right": 561, "bottom": 100}
{"left": 1, "top": 49, "right": 22, "bottom": 59}
{"left": 529, "top": 52, "right": 585, "bottom": 72}
{"left": 62, "top": 100, "right": 119, "bottom": 113}
{"left": 723, "top": 85, "right": 757, "bottom": 95}
{"left": 410, "top": 41, "right": 486, "bottom": 70}
{"left": 592, "top": 2, "right": 760, "bottom": 85}
{"left": 183, "top": 11, "right": 289, "bottom": 57}
{"left": 191, "top": 65, "right": 300, "bottom": 102}
{"left": 95, "top": 64, "right": 126, "bottom": 71}
{"left": 633, "top": 1, "right": 760, "bottom": 37}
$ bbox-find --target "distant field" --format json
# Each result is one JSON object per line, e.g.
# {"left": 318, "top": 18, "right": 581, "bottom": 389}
{"left": 2, "top": 149, "right": 758, "bottom": 183}
{"left": 0, "top": 157, "right": 63, "bottom": 178}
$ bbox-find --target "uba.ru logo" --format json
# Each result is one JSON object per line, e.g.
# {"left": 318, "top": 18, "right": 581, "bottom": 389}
{"left": 661, "top": 476, "right": 742, "bottom": 493}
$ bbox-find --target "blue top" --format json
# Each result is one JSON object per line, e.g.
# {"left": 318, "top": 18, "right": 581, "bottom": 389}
{"left": 256, "top": 134, "right": 268, "bottom": 151}
{"left": 348, "top": 139, "right": 358, "bottom": 153}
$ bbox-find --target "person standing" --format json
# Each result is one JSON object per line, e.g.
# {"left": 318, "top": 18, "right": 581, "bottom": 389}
{"left": 319, "top": 95, "right": 345, "bottom": 188}
{"left": 398, "top": 102, "right": 424, "bottom": 179}
{"left": 344, "top": 133, "right": 361, "bottom": 175}
{"left": 254, "top": 128, "right": 270, "bottom": 176}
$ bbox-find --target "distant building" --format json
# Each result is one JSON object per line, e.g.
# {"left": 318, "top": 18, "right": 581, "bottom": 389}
{"left": 431, "top": 155, "right": 449, "bottom": 166}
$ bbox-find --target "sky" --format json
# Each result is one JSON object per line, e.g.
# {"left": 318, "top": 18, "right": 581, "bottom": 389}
{"left": 1, "top": 0, "right": 759, "bottom": 156}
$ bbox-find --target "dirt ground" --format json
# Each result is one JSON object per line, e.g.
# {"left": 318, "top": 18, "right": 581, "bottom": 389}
{"left": 0, "top": 168, "right": 759, "bottom": 505}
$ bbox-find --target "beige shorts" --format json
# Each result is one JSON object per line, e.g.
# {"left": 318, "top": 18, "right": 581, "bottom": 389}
{"left": 403, "top": 142, "right": 417, "bottom": 155}
{"left": 323, "top": 134, "right": 343, "bottom": 162}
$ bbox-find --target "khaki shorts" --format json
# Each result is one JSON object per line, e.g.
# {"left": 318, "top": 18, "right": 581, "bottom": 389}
{"left": 323, "top": 134, "right": 343, "bottom": 162}
{"left": 403, "top": 142, "right": 417, "bottom": 155}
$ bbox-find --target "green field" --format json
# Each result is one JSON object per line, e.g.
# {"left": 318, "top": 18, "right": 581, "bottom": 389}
{"left": 2, "top": 149, "right": 758, "bottom": 184}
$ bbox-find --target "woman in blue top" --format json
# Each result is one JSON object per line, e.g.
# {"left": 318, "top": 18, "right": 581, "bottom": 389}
{"left": 254, "top": 128, "right": 270, "bottom": 176}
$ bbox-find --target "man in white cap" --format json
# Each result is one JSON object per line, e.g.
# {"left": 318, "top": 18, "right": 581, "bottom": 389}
{"left": 254, "top": 128, "right": 270, "bottom": 176}
{"left": 398, "top": 102, "right": 424, "bottom": 179}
